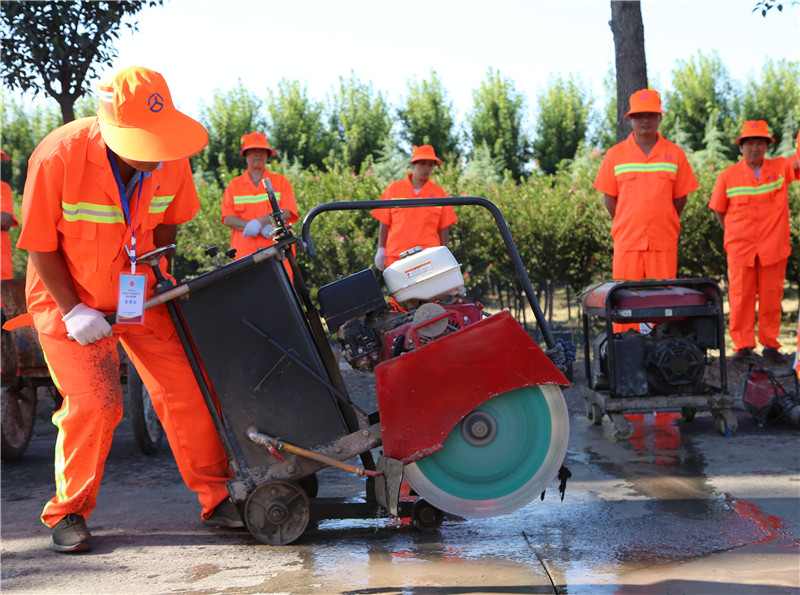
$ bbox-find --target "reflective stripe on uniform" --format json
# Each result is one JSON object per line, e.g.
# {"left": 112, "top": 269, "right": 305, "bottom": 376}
{"left": 232, "top": 191, "right": 281, "bottom": 206}
{"left": 61, "top": 200, "right": 125, "bottom": 224}
{"left": 149, "top": 194, "right": 176, "bottom": 214}
{"left": 614, "top": 162, "right": 679, "bottom": 176}
{"left": 726, "top": 176, "right": 785, "bottom": 198}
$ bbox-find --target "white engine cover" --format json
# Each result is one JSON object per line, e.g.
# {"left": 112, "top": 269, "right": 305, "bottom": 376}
{"left": 383, "top": 246, "right": 464, "bottom": 303}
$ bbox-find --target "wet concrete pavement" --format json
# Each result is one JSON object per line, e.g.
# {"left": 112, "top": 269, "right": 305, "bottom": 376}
{"left": 2, "top": 371, "right": 799, "bottom": 594}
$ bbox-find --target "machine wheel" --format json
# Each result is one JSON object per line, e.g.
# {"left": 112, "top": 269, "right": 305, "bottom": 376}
{"left": 681, "top": 407, "right": 697, "bottom": 423}
{"left": 1, "top": 381, "right": 37, "bottom": 462}
{"left": 403, "top": 385, "right": 569, "bottom": 518}
{"left": 244, "top": 481, "right": 309, "bottom": 545}
{"left": 411, "top": 499, "right": 444, "bottom": 532}
{"left": 590, "top": 403, "right": 604, "bottom": 426}
{"left": 609, "top": 413, "right": 634, "bottom": 440}
{"left": 127, "top": 364, "right": 164, "bottom": 456}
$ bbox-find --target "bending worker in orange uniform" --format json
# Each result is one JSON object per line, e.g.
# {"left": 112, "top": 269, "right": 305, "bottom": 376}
{"left": 1, "top": 149, "right": 17, "bottom": 286}
{"left": 709, "top": 121, "right": 799, "bottom": 362}
{"left": 16, "top": 66, "right": 238, "bottom": 554}
{"left": 594, "top": 89, "right": 698, "bottom": 283}
{"left": 221, "top": 133, "right": 298, "bottom": 263}
{"left": 372, "top": 145, "right": 456, "bottom": 271}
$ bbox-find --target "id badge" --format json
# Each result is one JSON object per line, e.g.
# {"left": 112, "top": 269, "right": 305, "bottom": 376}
{"left": 117, "top": 273, "right": 146, "bottom": 324}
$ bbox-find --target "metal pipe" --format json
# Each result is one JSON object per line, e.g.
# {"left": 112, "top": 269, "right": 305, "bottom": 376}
{"left": 245, "top": 426, "right": 381, "bottom": 477}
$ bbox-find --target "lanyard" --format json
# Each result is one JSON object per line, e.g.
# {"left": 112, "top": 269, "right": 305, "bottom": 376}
{"left": 107, "top": 148, "right": 143, "bottom": 275}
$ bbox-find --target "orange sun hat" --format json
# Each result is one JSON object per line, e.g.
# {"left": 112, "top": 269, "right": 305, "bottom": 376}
{"left": 734, "top": 120, "right": 776, "bottom": 145}
{"left": 239, "top": 132, "right": 278, "bottom": 158}
{"left": 624, "top": 89, "right": 665, "bottom": 118}
{"left": 410, "top": 145, "right": 443, "bottom": 165}
{"left": 95, "top": 66, "right": 208, "bottom": 162}
{"left": 0, "top": 150, "right": 10, "bottom": 162}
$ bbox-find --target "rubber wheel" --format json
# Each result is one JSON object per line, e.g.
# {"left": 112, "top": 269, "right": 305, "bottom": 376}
{"left": 411, "top": 499, "right": 444, "bottom": 532}
{"left": 127, "top": 364, "right": 164, "bottom": 456}
{"left": 1, "top": 382, "right": 37, "bottom": 462}
{"left": 245, "top": 481, "right": 309, "bottom": 545}
{"left": 714, "top": 415, "right": 729, "bottom": 436}
{"left": 591, "top": 403, "right": 604, "bottom": 426}
{"left": 681, "top": 407, "right": 696, "bottom": 423}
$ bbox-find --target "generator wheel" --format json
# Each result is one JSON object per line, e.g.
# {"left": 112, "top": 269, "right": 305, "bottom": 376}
{"left": 411, "top": 499, "right": 444, "bottom": 532}
{"left": 244, "top": 480, "right": 309, "bottom": 545}
{"left": 714, "top": 409, "right": 737, "bottom": 437}
{"left": 1, "top": 382, "right": 37, "bottom": 462}
{"left": 590, "top": 403, "right": 604, "bottom": 426}
{"left": 680, "top": 407, "right": 697, "bottom": 423}
{"left": 127, "top": 364, "right": 164, "bottom": 456}
{"left": 610, "top": 413, "right": 634, "bottom": 440}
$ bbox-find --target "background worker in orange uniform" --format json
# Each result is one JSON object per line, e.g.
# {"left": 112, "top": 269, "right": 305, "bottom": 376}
{"left": 709, "top": 121, "right": 799, "bottom": 362}
{"left": 594, "top": 89, "right": 698, "bottom": 283}
{"left": 16, "top": 66, "right": 238, "bottom": 554}
{"left": 1, "top": 149, "right": 17, "bottom": 286}
{"left": 372, "top": 144, "right": 456, "bottom": 270}
{"left": 221, "top": 133, "right": 298, "bottom": 263}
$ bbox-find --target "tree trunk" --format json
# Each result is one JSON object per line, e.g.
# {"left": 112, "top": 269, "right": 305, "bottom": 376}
{"left": 609, "top": 1, "right": 648, "bottom": 143}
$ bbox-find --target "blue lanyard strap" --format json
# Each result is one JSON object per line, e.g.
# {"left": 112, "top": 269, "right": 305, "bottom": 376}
{"left": 107, "top": 148, "right": 143, "bottom": 273}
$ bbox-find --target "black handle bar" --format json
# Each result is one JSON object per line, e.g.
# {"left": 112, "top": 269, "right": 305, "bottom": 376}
{"left": 300, "top": 196, "right": 555, "bottom": 349}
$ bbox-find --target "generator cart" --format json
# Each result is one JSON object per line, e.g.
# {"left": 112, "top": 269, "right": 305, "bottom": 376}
{"left": 577, "top": 279, "right": 738, "bottom": 439}
{"left": 132, "top": 190, "right": 572, "bottom": 545}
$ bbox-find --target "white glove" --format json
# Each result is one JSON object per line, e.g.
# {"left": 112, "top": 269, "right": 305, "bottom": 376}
{"left": 242, "top": 219, "right": 262, "bottom": 238}
{"left": 259, "top": 223, "right": 275, "bottom": 238}
{"left": 62, "top": 303, "right": 113, "bottom": 346}
{"left": 374, "top": 247, "right": 386, "bottom": 270}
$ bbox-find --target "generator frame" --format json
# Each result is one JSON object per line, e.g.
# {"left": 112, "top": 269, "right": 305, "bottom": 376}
{"left": 578, "top": 278, "right": 738, "bottom": 438}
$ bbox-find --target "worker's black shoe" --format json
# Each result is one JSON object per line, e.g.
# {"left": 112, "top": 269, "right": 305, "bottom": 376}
{"left": 202, "top": 497, "right": 244, "bottom": 529}
{"left": 51, "top": 514, "right": 92, "bottom": 553}
{"left": 732, "top": 347, "right": 754, "bottom": 360}
{"left": 762, "top": 346, "right": 785, "bottom": 364}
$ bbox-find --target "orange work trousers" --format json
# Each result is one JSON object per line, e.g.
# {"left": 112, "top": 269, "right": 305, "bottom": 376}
{"left": 612, "top": 249, "right": 678, "bottom": 332}
{"left": 727, "top": 257, "right": 786, "bottom": 352}
{"left": 38, "top": 319, "right": 231, "bottom": 528}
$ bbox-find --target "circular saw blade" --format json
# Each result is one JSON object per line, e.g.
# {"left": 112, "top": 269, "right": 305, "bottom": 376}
{"left": 403, "top": 384, "right": 569, "bottom": 518}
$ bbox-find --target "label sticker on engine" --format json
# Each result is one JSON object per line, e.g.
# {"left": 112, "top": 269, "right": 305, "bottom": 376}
{"left": 619, "top": 309, "right": 632, "bottom": 317}
{"left": 404, "top": 261, "right": 433, "bottom": 280}
{"left": 664, "top": 308, "right": 673, "bottom": 316}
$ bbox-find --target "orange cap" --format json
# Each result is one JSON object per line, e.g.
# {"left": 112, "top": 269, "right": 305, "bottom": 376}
{"left": 239, "top": 132, "right": 278, "bottom": 158}
{"left": 734, "top": 120, "right": 776, "bottom": 145}
{"left": 410, "top": 145, "right": 443, "bottom": 165}
{"left": 0, "top": 150, "right": 10, "bottom": 162}
{"left": 95, "top": 66, "right": 208, "bottom": 162}
{"left": 624, "top": 89, "right": 665, "bottom": 119}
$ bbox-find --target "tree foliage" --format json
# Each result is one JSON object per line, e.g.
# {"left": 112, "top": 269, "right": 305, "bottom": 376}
{"left": 265, "top": 79, "right": 334, "bottom": 171}
{"left": 396, "top": 70, "right": 460, "bottom": 160}
{"left": 467, "top": 68, "right": 532, "bottom": 180}
{"left": 0, "top": 0, "right": 164, "bottom": 123}
{"left": 737, "top": 58, "right": 800, "bottom": 151}
{"left": 193, "top": 83, "right": 266, "bottom": 183}
{"left": 327, "top": 72, "right": 393, "bottom": 172}
{"left": 532, "top": 75, "right": 592, "bottom": 175}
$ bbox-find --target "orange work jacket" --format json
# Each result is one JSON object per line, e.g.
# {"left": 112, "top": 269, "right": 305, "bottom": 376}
{"left": 709, "top": 157, "right": 797, "bottom": 267}
{"left": 594, "top": 133, "right": 698, "bottom": 253}
{"left": 1, "top": 180, "right": 17, "bottom": 280}
{"left": 221, "top": 170, "right": 298, "bottom": 258}
{"left": 17, "top": 117, "right": 200, "bottom": 338}
{"left": 371, "top": 175, "right": 457, "bottom": 266}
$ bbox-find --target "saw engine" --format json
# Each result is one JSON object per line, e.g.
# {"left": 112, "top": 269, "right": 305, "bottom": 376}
{"left": 318, "top": 246, "right": 570, "bottom": 517}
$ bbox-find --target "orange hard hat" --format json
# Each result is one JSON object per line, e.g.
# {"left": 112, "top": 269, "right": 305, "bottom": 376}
{"left": 734, "top": 120, "right": 776, "bottom": 145}
{"left": 0, "top": 150, "right": 10, "bottom": 162}
{"left": 410, "top": 145, "right": 442, "bottom": 165}
{"left": 239, "top": 132, "right": 278, "bottom": 158}
{"left": 624, "top": 89, "right": 664, "bottom": 119}
{"left": 95, "top": 66, "right": 208, "bottom": 162}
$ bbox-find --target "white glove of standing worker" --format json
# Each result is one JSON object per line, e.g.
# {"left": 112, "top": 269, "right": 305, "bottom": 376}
{"left": 62, "top": 303, "right": 113, "bottom": 346}
{"left": 243, "top": 218, "right": 262, "bottom": 238}
{"left": 259, "top": 223, "right": 275, "bottom": 238}
{"left": 374, "top": 247, "right": 386, "bottom": 270}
